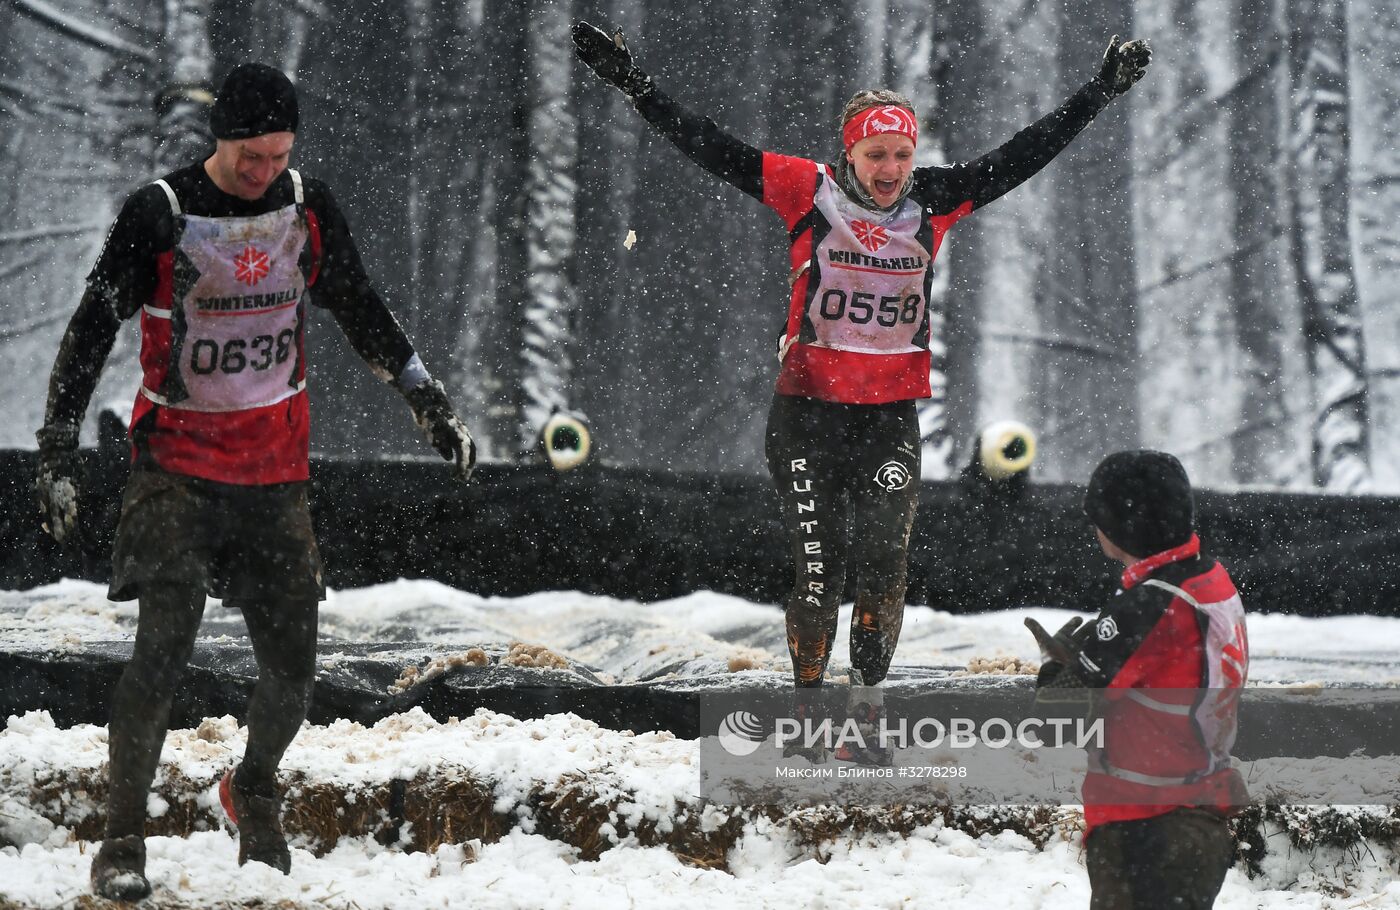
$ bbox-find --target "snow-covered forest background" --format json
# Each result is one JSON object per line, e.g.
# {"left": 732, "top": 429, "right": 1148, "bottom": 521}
{"left": 1, "top": 0, "right": 1397, "bottom": 492}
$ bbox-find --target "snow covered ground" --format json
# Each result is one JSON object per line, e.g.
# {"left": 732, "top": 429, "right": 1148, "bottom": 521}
{"left": 2, "top": 580, "right": 1399, "bottom": 908}
{"left": 2, "top": 707, "right": 1397, "bottom": 909}
{"left": 6, "top": 578, "right": 1400, "bottom": 685}
{"left": 7, "top": 822, "right": 1394, "bottom": 909}
{"left": 3, "top": 826, "right": 1380, "bottom": 910}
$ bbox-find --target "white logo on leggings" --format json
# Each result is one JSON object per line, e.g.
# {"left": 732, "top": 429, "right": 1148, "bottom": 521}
{"left": 792, "top": 457, "right": 826, "bottom": 604}
{"left": 875, "top": 461, "right": 912, "bottom": 492}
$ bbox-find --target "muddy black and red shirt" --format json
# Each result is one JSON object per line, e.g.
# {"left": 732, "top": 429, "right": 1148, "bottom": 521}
{"left": 68, "top": 162, "right": 415, "bottom": 485}
{"left": 633, "top": 79, "right": 1113, "bottom": 404}
{"left": 1037, "top": 538, "right": 1250, "bottom": 836}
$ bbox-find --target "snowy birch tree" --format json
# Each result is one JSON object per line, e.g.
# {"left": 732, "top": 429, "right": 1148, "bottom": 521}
{"left": 391, "top": 0, "right": 498, "bottom": 447}
{"left": 1346, "top": 0, "right": 1400, "bottom": 491}
{"left": 5, "top": 0, "right": 1400, "bottom": 486}
{"left": 0, "top": 0, "right": 157, "bottom": 445}
{"left": 1286, "top": 0, "right": 1370, "bottom": 491}
{"left": 404, "top": 0, "right": 430, "bottom": 348}
{"left": 518, "top": 0, "right": 579, "bottom": 453}
{"left": 81, "top": 0, "right": 217, "bottom": 426}
{"left": 157, "top": 0, "right": 214, "bottom": 174}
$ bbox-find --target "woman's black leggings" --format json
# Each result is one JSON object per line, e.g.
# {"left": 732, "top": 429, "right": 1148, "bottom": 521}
{"left": 765, "top": 393, "right": 920, "bottom": 688}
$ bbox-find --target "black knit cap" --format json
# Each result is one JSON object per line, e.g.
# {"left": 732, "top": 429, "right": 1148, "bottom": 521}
{"left": 1084, "top": 450, "right": 1194, "bottom": 558}
{"left": 209, "top": 64, "right": 298, "bottom": 140}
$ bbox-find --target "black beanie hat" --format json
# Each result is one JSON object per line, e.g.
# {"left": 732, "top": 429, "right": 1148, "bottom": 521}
{"left": 1084, "top": 450, "right": 1194, "bottom": 558}
{"left": 209, "top": 64, "right": 298, "bottom": 140}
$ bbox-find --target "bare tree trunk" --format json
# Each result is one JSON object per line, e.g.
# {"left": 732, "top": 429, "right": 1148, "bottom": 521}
{"left": 87, "top": 0, "right": 215, "bottom": 428}
{"left": 933, "top": 0, "right": 987, "bottom": 470}
{"left": 1285, "top": 0, "right": 1370, "bottom": 491}
{"left": 1222, "top": 0, "right": 1296, "bottom": 485}
{"left": 219, "top": 0, "right": 323, "bottom": 73}
{"left": 887, "top": 0, "right": 951, "bottom": 479}
{"left": 570, "top": 0, "right": 647, "bottom": 462}
{"left": 478, "top": 0, "right": 530, "bottom": 458}
{"left": 1346, "top": 0, "right": 1400, "bottom": 492}
{"left": 1034, "top": 0, "right": 1139, "bottom": 478}
{"left": 518, "top": 0, "right": 579, "bottom": 452}
{"left": 157, "top": 0, "right": 214, "bottom": 174}
{"left": 0, "top": 0, "right": 156, "bottom": 445}
{"left": 403, "top": 0, "right": 429, "bottom": 341}
{"left": 399, "top": 0, "right": 494, "bottom": 429}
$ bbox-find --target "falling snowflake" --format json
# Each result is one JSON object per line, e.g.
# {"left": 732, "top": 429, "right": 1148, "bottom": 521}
{"left": 233, "top": 245, "right": 270, "bottom": 286}
{"left": 850, "top": 220, "right": 890, "bottom": 253}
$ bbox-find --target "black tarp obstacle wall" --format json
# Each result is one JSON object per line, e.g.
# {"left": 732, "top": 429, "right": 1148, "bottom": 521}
{"left": 7, "top": 414, "right": 1400, "bottom": 616}
{"left": 5, "top": 418, "right": 1400, "bottom": 752}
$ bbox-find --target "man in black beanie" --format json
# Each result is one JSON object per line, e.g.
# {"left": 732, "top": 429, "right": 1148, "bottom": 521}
{"left": 209, "top": 63, "right": 300, "bottom": 142}
{"left": 36, "top": 62, "right": 476, "bottom": 899}
{"left": 1028, "top": 450, "right": 1249, "bottom": 910}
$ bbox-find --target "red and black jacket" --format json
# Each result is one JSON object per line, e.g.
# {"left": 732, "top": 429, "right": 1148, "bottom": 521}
{"left": 45, "top": 163, "right": 418, "bottom": 484}
{"left": 633, "top": 80, "right": 1113, "bottom": 404}
{"left": 1036, "top": 537, "right": 1250, "bottom": 836}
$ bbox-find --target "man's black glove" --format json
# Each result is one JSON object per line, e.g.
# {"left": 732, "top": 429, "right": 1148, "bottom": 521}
{"left": 1025, "top": 616, "right": 1090, "bottom": 665}
{"left": 404, "top": 379, "right": 475, "bottom": 482}
{"left": 572, "top": 20, "right": 654, "bottom": 99}
{"left": 1096, "top": 35, "right": 1152, "bottom": 98}
{"left": 35, "top": 422, "right": 80, "bottom": 544}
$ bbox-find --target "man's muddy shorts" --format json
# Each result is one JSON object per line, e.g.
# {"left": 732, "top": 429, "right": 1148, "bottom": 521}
{"left": 109, "top": 469, "right": 324, "bottom": 606}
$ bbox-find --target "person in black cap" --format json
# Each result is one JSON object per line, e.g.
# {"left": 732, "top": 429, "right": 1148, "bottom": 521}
{"left": 209, "top": 63, "right": 300, "bottom": 142}
{"left": 1028, "top": 450, "right": 1249, "bottom": 910}
{"left": 35, "top": 62, "right": 475, "bottom": 899}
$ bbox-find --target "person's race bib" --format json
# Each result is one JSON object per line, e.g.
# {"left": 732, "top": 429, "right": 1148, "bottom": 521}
{"left": 797, "top": 170, "right": 932, "bottom": 355}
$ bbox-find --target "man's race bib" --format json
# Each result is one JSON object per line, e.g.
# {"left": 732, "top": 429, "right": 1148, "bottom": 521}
{"left": 143, "top": 179, "right": 308, "bottom": 412}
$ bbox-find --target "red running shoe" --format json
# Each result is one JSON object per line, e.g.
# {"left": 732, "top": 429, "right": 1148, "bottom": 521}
{"left": 218, "top": 768, "right": 240, "bottom": 826}
{"left": 218, "top": 767, "right": 290, "bottom": 873}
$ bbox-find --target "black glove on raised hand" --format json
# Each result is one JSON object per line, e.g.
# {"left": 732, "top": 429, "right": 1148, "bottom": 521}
{"left": 35, "top": 422, "right": 80, "bottom": 544}
{"left": 1025, "top": 616, "right": 1090, "bottom": 665}
{"left": 404, "top": 379, "right": 476, "bottom": 482}
{"left": 1096, "top": 35, "right": 1152, "bottom": 98}
{"left": 572, "top": 20, "right": 654, "bottom": 99}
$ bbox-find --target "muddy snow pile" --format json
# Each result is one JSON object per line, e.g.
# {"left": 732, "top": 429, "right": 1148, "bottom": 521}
{"left": 0, "top": 708, "right": 1397, "bottom": 909}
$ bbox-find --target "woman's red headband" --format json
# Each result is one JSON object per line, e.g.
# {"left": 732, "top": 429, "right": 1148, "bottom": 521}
{"left": 842, "top": 105, "right": 918, "bottom": 153}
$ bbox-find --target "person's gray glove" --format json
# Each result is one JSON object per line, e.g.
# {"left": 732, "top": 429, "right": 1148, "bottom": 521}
{"left": 35, "top": 422, "right": 80, "bottom": 543}
{"left": 1025, "top": 616, "right": 1090, "bottom": 665}
{"left": 572, "top": 20, "right": 655, "bottom": 99}
{"left": 1096, "top": 35, "right": 1152, "bottom": 97}
{"left": 404, "top": 379, "right": 475, "bottom": 482}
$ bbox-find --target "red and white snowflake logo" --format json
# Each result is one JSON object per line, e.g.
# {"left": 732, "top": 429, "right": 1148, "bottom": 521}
{"left": 233, "top": 245, "right": 270, "bottom": 286}
{"left": 850, "top": 220, "right": 890, "bottom": 253}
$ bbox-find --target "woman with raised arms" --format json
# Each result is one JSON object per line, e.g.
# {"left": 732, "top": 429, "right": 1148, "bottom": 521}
{"left": 573, "top": 22, "right": 1150, "bottom": 763}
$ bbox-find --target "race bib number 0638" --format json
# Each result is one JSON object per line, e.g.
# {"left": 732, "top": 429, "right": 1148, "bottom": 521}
{"left": 189, "top": 330, "right": 295, "bottom": 375}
